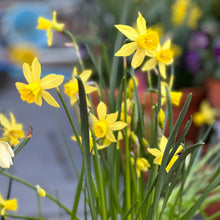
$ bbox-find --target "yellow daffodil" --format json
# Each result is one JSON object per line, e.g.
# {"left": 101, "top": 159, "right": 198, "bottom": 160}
{"left": 193, "top": 100, "right": 216, "bottom": 127}
{"left": 0, "top": 113, "right": 24, "bottom": 146}
{"left": 142, "top": 40, "right": 174, "bottom": 79}
{"left": 92, "top": 102, "right": 127, "bottom": 143}
{"left": 64, "top": 67, "right": 97, "bottom": 106}
{"left": 0, "top": 141, "right": 14, "bottom": 169}
{"left": 115, "top": 12, "right": 159, "bottom": 69}
{"left": 161, "top": 74, "right": 182, "bottom": 106}
{"left": 15, "top": 57, "right": 64, "bottom": 108}
{"left": 37, "top": 11, "right": 64, "bottom": 46}
{"left": 171, "top": 0, "right": 202, "bottom": 29}
{"left": 36, "top": 185, "right": 46, "bottom": 197}
{"left": 0, "top": 193, "right": 17, "bottom": 216}
{"left": 148, "top": 136, "right": 183, "bottom": 172}
{"left": 131, "top": 157, "right": 150, "bottom": 178}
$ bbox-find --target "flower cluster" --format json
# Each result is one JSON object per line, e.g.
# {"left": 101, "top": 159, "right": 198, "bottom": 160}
{"left": 0, "top": 9, "right": 219, "bottom": 220}
{"left": 115, "top": 12, "right": 174, "bottom": 79}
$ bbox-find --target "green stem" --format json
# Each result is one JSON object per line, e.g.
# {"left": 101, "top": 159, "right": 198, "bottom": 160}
{"left": 4, "top": 214, "right": 49, "bottom": 220}
{"left": 56, "top": 88, "right": 82, "bottom": 153}
{"left": 1, "top": 171, "right": 71, "bottom": 215}
{"left": 62, "top": 30, "right": 85, "bottom": 71}
{"left": 36, "top": 193, "right": 43, "bottom": 220}
{"left": 123, "top": 59, "right": 131, "bottom": 220}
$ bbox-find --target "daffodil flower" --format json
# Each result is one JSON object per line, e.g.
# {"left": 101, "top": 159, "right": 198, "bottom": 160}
{"left": 0, "top": 193, "right": 17, "bottom": 216}
{"left": 37, "top": 11, "right": 64, "bottom": 46}
{"left": 142, "top": 40, "right": 174, "bottom": 79}
{"left": 171, "top": 0, "right": 202, "bottom": 29}
{"left": 115, "top": 12, "right": 159, "bottom": 69}
{"left": 15, "top": 57, "right": 64, "bottom": 108}
{"left": 148, "top": 136, "right": 183, "bottom": 172}
{"left": 131, "top": 157, "right": 150, "bottom": 178}
{"left": 64, "top": 67, "right": 97, "bottom": 106}
{"left": 0, "top": 112, "right": 24, "bottom": 146}
{"left": 92, "top": 102, "right": 127, "bottom": 143}
{"left": 161, "top": 74, "right": 182, "bottom": 106}
{"left": 0, "top": 141, "right": 14, "bottom": 169}
{"left": 193, "top": 100, "right": 216, "bottom": 127}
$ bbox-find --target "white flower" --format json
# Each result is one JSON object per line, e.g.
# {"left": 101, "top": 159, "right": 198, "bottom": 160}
{"left": 0, "top": 141, "right": 14, "bottom": 169}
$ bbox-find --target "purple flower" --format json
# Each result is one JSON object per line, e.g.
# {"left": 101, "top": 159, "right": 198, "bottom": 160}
{"left": 214, "top": 47, "right": 220, "bottom": 64}
{"left": 188, "top": 31, "right": 209, "bottom": 50}
{"left": 214, "top": 37, "right": 220, "bottom": 64}
{"left": 185, "top": 51, "right": 202, "bottom": 74}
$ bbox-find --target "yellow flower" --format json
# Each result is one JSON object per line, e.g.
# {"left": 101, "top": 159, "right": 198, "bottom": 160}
{"left": 92, "top": 102, "right": 127, "bottom": 142}
{"left": 36, "top": 185, "right": 46, "bottom": 197}
{"left": 15, "top": 57, "right": 64, "bottom": 108}
{"left": 171, "top": 0, "right": 202, "bottom": 29}
{"left": 64, "top": 67, "right": 97, "bottom": 106}
{"left": 115, "top": 12, "right": 159, "bottom": 69}
{"left": 148, "top": 136, "right": 183, "bottom": 172}
{"left": 0, "top": 113, "right": 24, "bottom": 146}
{"left": 161, "top": 74, "right": 182, "bottom": 106}
{"left": 37, "top": 11, "right": 64, "bottom": 46}
{"left": 193, "top": 100, "right": 216, "bottom": 127}
{"left": 131, "top": 157, "right": 150, "bottom": 178}
{"left": 187, "top": 3, "right": 202, "bottom": 29}
{"left": 0, "top": 193, "right": 17, "bottom": 216}
{"left": 142, "top": 40, "right": 174, "bottom": 79}
{"left": 0, "top": 141, "right": 14, "bottom": 169}
{"left": 8, "top": 44, "right": 39, "bottom": 66}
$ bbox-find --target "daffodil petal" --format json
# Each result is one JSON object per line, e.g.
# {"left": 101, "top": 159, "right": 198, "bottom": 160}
{"left": 97, "top": 102, "right": 107, "bottom": 121}
{"left": 142, "top": 58, "right": 157, "bottom": 71}
{"left": 170, "top": 91, "right": 182, "bottom": 106}
{"left": 115, "top": 42, "right": 137, "bottom": 57}
{"left": 137, "top": 12, "right": 147, "bottom": 35}
{"left": 0, "top": 114, "right": 10, "bottom": 129}
{"left": 15, "top": 82, "right": 26, "bottom": 90}
{"left": 85, "top": 85, "right": 97, "bottom": 94}
{"left": 47, "top": 28, "right": 53, "bottom": 46}
{"left": 159, "top": 136, "right": 168, "bottom": 152}
{"left": 37, "top": 17, "right": 51, "bottom": 30}
{"left": 106, "top": 112, "right": 118, "bottom": 124}
{"left": 158, "top": 62, "right": 166, "bottom": 79}
{"left": 148, "top": 148, "right": 161, "bottom": 158}
{"left": 109, "top": 121, "right": 127, "bottom": 131}
{"left": 162, "top": 39, "right": 171, "bottom": 50}
{"left": 40, "top": 90, "right": 60, "bottom": 108}
{"left": 35, "top": 94, "right": 43, "bottom": 106}
{"left": 40, "top": 74, "right": 64, "bottom": 89}
{"left": 115, "top": 25, "right": 139, "bottom": 41}
{"left": 31, "top": 57, "right": 41, "bottom": 82}
{"left": 23, "top": 63, "right": 32, "bottom": 83}
{"left": 131, "top": 48, "right": 145, "bottom": 69}
{"left": 106, "top": 130, "right": 117, "bottom": 142}
{"left": 80, "top": 70, "right": 92, "bottom": 83}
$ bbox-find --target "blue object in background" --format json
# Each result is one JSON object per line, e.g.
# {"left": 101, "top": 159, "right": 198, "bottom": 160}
{"left": 1, "top": 2, "right": 50, "bottom": 47}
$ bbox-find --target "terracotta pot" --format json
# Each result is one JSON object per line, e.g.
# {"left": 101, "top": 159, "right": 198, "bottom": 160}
{"left": 91, "top": 85, "right": 206, "bottom": 144}
{"left": 206, "top": 77, "right": 220, "bottom": 109}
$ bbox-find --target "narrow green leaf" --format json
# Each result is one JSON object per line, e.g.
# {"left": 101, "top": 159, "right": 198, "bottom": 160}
{"left": 71, "top": 164, "right": 84, "bottom": 220}
{"left": 76, "top": 76, "right": 97, "bottom": 220}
